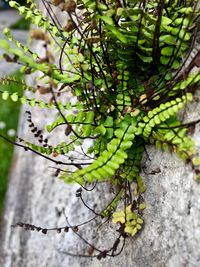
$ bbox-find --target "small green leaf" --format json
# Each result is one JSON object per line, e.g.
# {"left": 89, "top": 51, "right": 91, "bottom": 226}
{"left": 101, "top": 15, "right": 113, "bottom": 26}
{"left": 113, "top": 211, "right": 125, "bottom": 224}
{"left": 160, "top": 56, "right": 170, "bottom": 65}
{"left": 161, "top": 16, "right": 172, "bottom": 25}
{"left": 159, "top": 35, "right": 175, "bottom": 45}
{"left": 107, "top": 161, "right": 120, "bottom": 170}
{"left": 20, "top": 96, "right": 27, "bottom": 104}
{"left": 155, "top": 140, "right": 161, "bottom": 150}
{"left": 18, "top": 6, "right": 26, "bottom": 14}
{"left": 125, "top": 226, "right": 137, "bottom": 236}
{"left": 85, "top": 111, "right": 95, "bottom": 123}
{"left": 137, "top": 53, "right": 153, "bottom": 63}
{"left": 82, "top": 125, "right": 92, "bottom": 137}
{"left": 103, "top": 165, "right": 115, "bottom": 176}
{"left": 0, "top": 39, "right": 10, "bottom": 50}
{"left": 106, "top": 25, "right": 127, "bottom": 43}
{"left": 174, "top": 18, "right": 189, "bottom": 26}
{"left": 117, "top": 7, "right": 124, "bottom": 16}
{"left": 164, "top": 131, "right": 175, "bottom": 141}
{"left": 95, "top": 125, "right": 106, "bottom": 136}
{"left": 153, "top": 115, "right": 160, "bottom": 125}
{"left": 10, "top": 48, "right": 24, "bottom": 56}
{"left": 162, "top": 143, "right": 168, "bottom": 152}
{"left": 106, "top": 128, "right": 114, "bottom": 139}
{"left": 66, "top": 114, "right": 74, "bottom": 123}
{"left": 178, "top": 7, "right": 193, "bottom": 14}
{"left": 75, "top": 111, "right": 85, "bottom": 122}
{"left": 161, "top": 46, "right": 174, "bottom": 56}
{"left": 98, "top": 3, "right": 108, "bottom": 11}
{"left": 137, "top": 218, "right": 144, "bottom": 224}
{"left": 104, "top": 116, "right": 113, "bottom": 127}
{"left": 29, "top": 98, "right": 36, "bottom": 107}
{"left": 2, "top": 91, "right": 9, "bottom": 100}
{"left": 136, "top": 175, "right": 145, "bottom": 193}
{"left": 9, "top": 1, "right": 19, "bottom": 8}
{"left": 10, "top": 93, "right": 18, "bottom": 102}
{"left": 38, "top": 100, "right": 47, "bottom": 108}
{"left": 115, "top": 128, "right": 125, "bottom": 139}
{"left": 139, "top": 203, "right": 146, "bottom": 210}
{"left": 192, "top": 157, "right": 200, "bottom": 166}
{"left": 120, "top": 140, "right": 132, "bottom": 150}
{"left": 34, "top": 15, "right": 43, "bottom": 25}
{"left": 179, "top": 30, "right": 190, "bottom": 41}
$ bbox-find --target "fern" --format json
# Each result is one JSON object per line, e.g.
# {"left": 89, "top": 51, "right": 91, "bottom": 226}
{"left": 139, "top": 93, "right": 193, "bottom": 138}
{"left": 0, "top": 0, "right": 200, "bottom": 257}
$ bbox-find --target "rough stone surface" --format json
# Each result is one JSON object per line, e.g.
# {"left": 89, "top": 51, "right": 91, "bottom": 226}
{"left": 0, "top": 4, "right": 200, "bottom": 267}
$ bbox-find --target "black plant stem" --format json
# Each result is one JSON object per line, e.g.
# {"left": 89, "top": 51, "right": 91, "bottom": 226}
{"left": 0, "top": 134, "right": 91, "bottom": 167}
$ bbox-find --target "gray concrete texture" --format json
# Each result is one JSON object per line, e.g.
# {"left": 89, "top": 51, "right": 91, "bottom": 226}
{"left": 0, "top": 3, "right": 200, "bottom": 267}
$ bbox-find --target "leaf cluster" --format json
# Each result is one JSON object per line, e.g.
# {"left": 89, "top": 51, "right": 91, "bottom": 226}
{"left": 0, "top": 0, "right": 200, "bottom": 258}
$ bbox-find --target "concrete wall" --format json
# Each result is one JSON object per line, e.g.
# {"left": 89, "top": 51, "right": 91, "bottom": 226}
{"left": 0, "top": 2, "right": 200, "bottom": 267}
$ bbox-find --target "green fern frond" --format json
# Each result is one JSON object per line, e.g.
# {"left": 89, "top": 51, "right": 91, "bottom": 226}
{"left": 61, "top": 123, "right": 136, "bottom": 184}
{"left": 0, "top": 89, "right": 74, "bottom": 110}
{"left": 138, "top": 93, "right": 193, "bottom": 138}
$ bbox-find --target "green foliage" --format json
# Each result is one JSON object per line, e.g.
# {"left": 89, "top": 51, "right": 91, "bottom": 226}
{"left": 0, "top": 71, "right": 24, "bottom": 214}
{"left": 113, "top": 204, "right": 144, "bottom": 236}
{"left": 0, "top": 0, "right": 200, "bottom": 245}
{"left": 10, "top": 16, "right": 31, "bottom": 30}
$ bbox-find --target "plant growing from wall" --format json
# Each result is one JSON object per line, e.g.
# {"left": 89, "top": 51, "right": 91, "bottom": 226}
{"left": 0, "top": 0, "right": 200, "bottom": 259}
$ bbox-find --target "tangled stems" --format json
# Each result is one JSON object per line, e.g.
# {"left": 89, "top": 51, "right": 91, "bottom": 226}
{"left": 0, "top": 0, "right": 200, "bottom": 259}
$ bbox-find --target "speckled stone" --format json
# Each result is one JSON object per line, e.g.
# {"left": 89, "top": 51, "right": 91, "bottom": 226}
{"left": 0, "top": 3, "right": 200, "bottom": 267}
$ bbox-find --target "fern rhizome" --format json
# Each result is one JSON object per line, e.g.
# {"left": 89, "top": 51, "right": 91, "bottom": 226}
{"left": 0, "top": 0, "right": 200, "bottom": 259}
